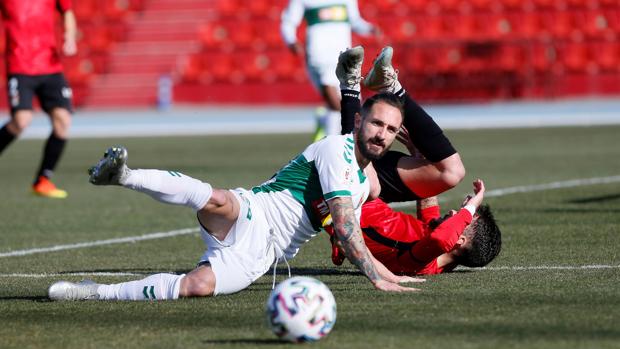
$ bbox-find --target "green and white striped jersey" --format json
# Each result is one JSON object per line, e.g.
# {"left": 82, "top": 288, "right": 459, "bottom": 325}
{"left": 252, "top": 134, "right": 370, "bottom": 259}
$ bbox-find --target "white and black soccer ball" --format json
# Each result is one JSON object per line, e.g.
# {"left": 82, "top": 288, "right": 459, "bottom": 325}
{"left": 265, "top": 276, "right": 337, "bottom": 343}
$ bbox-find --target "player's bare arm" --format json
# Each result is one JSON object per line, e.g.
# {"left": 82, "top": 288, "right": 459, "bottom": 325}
{"left": 418, "top": 196, "right": 439, "bottom": 210}
{"left": 328, "top": 196, "right": 379, "bottom": 281}
{"left": 327, "top": 196, "right": 418, "bottom": 292}
{"left": 62, "top": 10, "right": 77, "bottom": 56}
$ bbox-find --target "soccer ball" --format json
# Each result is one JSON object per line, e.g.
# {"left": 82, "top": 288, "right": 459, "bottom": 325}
{"left": 265, "top": 276, "right": 337, "bottom": 343}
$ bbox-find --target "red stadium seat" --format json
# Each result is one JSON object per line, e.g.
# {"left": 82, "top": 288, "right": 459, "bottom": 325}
{"left": 529, "top": 42, "right": 555, "bottom": 72}
{"left": 584, "top": 11, "right": 615, "bottom": 40}
{"left": 505, "top": 12, "right": 543, "bottom": 40}
{"left": 547, "top": 11, "right": 578, "bottom": 39}
{"left": 229, "top": 21, "right": 254, "bottom": 48}
{"left": 198, "top": 23, "right": 229, "bottom": 49}
{"left": 591, "top": 42, "right": 619, "bottom": 72}
{"left": 73, "top": 0, "right": 97, "bottom": 19}
{"left": 0, "top": 29, "right": 5, "bottom": 55}
{"left": 104, "top": 0, "right": 131, "bottom": 20}
{"left": 558, "top": 42, "right": 589, "bottom": 73}
{"left": 180, "top": 55, "right": 205, "bottom": 83}
{"left": 532, "top": 0, "right": 567, "bottom": 10}
{"left": 402, "top": 0, "right": 431, "bottom": 13}
{"left": 252, "top": 20, "right": 284, "bottom": 50}
{"left": 437, "top": 0, "right": 462, "bottom": 13}
{"left": 500, "top": 0, "right": 527, "bottom": 10}
{"left": 411, "top": 15, "right": 445, "bottom": 40}
{"left": 234, "top": 51, "right": 268, "bottom": 82}
{"left": 496, "top": 44, "right": 526, "bottom": 72}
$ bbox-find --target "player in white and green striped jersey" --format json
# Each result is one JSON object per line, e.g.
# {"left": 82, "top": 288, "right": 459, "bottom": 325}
{"left": 48, "top": 63, "right": 424, "bottom": 304}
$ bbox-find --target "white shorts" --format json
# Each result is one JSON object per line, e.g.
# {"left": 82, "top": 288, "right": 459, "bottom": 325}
{"left": 198, "top": 188, "right": 277, "bottom": 295}
{"left": 306, "top": 60, "right": 339, "bottom": 90}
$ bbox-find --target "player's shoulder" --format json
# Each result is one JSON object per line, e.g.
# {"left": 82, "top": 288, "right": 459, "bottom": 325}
{"left": 303, "top": 134, "right": 356, "bottom": 166}
{"left": 318, "top": 133, "right": 354, "bottom": 148}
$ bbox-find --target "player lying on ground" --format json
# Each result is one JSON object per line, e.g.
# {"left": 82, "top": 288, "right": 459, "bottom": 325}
{"left": 47, "top": 92, "right": 426, "bottom": 301}
{"left": 338, "top": 46, "right": 466, "bottom": 201}
{"left": 330, "top": 46, "right": 500, "bottom": 274}
{"left": 327, "top": 179, "right": 502, "bottom": 274}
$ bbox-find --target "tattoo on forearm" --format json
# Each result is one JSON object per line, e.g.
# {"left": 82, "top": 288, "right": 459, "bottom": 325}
{"left": 329, "top": 198, "right": 381, "bottom": 282}
{"left": 418, "top": 196, "right": 439, "bottom": 210}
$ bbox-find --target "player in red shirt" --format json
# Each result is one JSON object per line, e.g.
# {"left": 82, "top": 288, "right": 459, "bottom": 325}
{"left": 0, "top": 0, "right": 77, "bottom": 198}
{"left": 328, "top": 179, "right": 501, "bottom": 275}
{"left": 328, "top": 47, "right": 501, "bottom": 275}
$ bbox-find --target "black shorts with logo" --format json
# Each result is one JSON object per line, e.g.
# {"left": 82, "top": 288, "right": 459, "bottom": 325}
{"left": 6, "top": 73, "right": 73, "bottom": 115}
{"left": 373, "top": 150, "right": 420, "bottom": 203}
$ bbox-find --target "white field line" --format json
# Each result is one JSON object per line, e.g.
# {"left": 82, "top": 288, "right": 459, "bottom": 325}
{"left": 1, "top": 264, "right": 618, "bottom": 278}
{"left": 390, "top": 175, "right": 620, "bottom": 209}
{"left": 1, "top": 175, "right": 619, "bottom": 259}
{"left": 478, "top": 264, "right": 620, "bottom": 271}
{"left": 0, "top": 228, "right": 199, "bottom": 258}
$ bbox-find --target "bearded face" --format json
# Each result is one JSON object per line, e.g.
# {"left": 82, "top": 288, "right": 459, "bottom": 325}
{"left": 355, "top": 101, "right": 402, "bottom": 161}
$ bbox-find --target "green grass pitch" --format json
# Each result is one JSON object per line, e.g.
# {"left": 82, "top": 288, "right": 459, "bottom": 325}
{"left": 0, "top": 126, "right": 619, "bottom": 349}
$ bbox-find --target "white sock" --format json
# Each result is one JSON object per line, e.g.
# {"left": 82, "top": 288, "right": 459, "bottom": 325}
{"left": 97, "top": 273, "right": 185, "bottom": 301}
{"left": 122, "top": 169, "right": 212, "bottom": 211}
{"left": 325, "top": 110, "right": 341, "bottom": 136}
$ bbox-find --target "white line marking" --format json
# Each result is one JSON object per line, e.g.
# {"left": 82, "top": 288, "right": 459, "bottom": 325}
{"left": 390, "top": 175, "right": 620, "bottom": 209}
{"left": 0, "top": 228, "right": 199, "bottom": 258}
{"left": 1, "top": 175, "right": 619, "bottom": 259}
{"left": 1, "top": 264, "right": 618, "bottom": 278}
{"left": 479, "top": 264, "right": 620, "bottom": 271}
{"left": 0, "top": 272, "right": 146, "bottom": 278}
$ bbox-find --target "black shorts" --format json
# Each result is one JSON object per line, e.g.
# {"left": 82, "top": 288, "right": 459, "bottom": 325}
{"left": 373, "top": 150, "right": 420, "bottom": 203}
{"left": 7, "top": 73, "right": 73, "bottom": 115}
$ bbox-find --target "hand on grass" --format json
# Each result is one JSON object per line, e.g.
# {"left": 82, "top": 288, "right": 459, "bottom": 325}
{"left": 373, "top": 279, "right": 421, "bottom": 292}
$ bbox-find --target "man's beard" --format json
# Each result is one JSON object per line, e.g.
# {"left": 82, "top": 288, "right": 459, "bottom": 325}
{"left": 356, "top": 132, "right": 388, "bottom": 161}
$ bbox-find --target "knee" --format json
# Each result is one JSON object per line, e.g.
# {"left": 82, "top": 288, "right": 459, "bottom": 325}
{"left": 7, "top": 112, "right": 33, "bottom": 135}
{"left": 442, "top": 163, "right": 466, "bottom": 189}
{"left": 51, "top": 108, "right": 72, "bottom": 136}
{"left": 180, "top": 272, "right": 215, "bottom": 297}
{"left": 439, "top": 153, "right": 466, "bottom": 189}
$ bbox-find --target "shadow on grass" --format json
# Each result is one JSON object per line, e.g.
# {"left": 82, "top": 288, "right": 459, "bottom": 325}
{"left": 59, "top": 268, "right": 189, "bottom": 275}
{"left": 0, "top": 295, "right": 50, "bottom": 302}
{"left": 60, "top": 267, "right": 362, "bottom": 277}
{"left": 568, "top": 193, "right": 620, "bottom": 204}
{"left": 202, "top": 338, "right": 287, "bottom": 345}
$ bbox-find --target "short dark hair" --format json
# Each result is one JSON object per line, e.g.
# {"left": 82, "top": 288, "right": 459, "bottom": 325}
{"left": 360, "top": 93, "right": 404, "bottom": 120}
{"left": 458, "top": 205, "right": 502, "bottom": 268}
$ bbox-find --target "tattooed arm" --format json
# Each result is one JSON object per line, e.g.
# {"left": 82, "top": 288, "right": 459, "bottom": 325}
{"left": 327, "top": 196, "right": 420, "bottom": 292}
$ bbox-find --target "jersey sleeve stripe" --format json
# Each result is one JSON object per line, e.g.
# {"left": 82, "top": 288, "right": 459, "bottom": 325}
{"left": 324, "top": 190, "right": 352, "bottom": 200}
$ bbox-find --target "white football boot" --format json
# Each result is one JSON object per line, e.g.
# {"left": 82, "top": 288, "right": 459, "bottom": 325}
{"left": 335, "top": 46, "right": 365, "bottom": 92}
{"left": 48, "top": 280, "right": 100, "bottom": 301}
{"left": 88, "top": 146, "right": 131, "bottom": 185}
{"left": 363, "top": 46, "right": 403, "bottom": 94}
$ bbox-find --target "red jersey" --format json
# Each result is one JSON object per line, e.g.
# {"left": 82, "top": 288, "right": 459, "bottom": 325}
{"left": 1, "top": 0, "right": 72, "bottom": 75}
{"left": 360, "top": 198, "right": 472, "bottom": 275}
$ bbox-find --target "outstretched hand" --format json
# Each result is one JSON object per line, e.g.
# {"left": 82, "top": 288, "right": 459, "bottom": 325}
{"left": 462, "top": 179, "right": 485, "bottom": 209}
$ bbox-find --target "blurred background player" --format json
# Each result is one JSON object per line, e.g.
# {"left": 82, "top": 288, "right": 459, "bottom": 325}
{"left": 281, "top": 0, "right": 380, "bottom": 141}
{"left": 0, "top": 0, "right": 77, "bottom": 198}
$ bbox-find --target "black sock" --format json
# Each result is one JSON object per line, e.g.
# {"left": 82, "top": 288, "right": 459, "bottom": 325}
{"left": 0, "top": 125, "right": 17, "bottom": 155}
{"left": 401, "top": 92, "right": 457, "bottom": 163}
{"left": 340, "top": 89, "right": 361, "bottom": 134}
{"left": 35, "top": 133, "right": 67, "bottom": 183}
